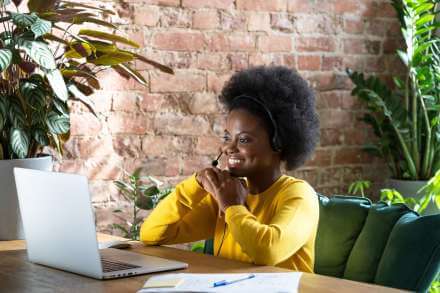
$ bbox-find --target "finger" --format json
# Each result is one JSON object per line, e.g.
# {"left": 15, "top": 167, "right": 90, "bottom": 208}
{"left": 205, "top": 169, "right": 220, "bottom": 188}
{"left": 210, "top": 167, "right": 225, "bottom": 184}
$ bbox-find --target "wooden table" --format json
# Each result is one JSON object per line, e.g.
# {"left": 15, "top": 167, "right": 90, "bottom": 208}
{"left": 0, "top": 234, "right": 405, "bottom": 293}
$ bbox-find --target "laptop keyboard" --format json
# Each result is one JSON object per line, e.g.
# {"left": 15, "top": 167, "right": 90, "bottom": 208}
{"left": 101, "top": 257, "right": 141, "bottom": 273}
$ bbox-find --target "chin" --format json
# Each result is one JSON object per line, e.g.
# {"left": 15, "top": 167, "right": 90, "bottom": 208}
{"left": 228, "top": 168, "right": 248, "bottom": 178}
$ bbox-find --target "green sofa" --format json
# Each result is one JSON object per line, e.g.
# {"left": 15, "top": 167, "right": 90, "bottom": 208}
{"left": 203, "top": 194, "right": 440, "bottom": 292}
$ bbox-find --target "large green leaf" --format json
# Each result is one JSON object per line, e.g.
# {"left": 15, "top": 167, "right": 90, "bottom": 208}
{"left": 19, "top": 40, "right": 56, "bottom": 70}
{"left": 72, "top": 16, "right": 117, "bottom": 29}
{"left": 28, "top": 0, "right": 57, "bottom": 13}
{"left": 20, "top": 80, "right": 46, "bottom": 109}
{"left": 60, "top": 1, "right": 115, "bottom": 15}
{"left": 78, "top": 29, "right": 140, "bottom": 48}
{"left": 64, "top": 42, "right": 95, "bottom": 58}
{"left": 10, "top": 128, "right": 29, "bottom": 159}
{"left": 67, "top": 83, "right": 97, "bottom": 117}
{"left": 0, "top": 97, "right": 7, "bottom": 131}
{"left": 132, "top": 53, "right": 174, "bottom": 74}
{"left": 8, "top": 101, "right": 26, "bottom": 128}
{"left": 10, "top": 12, "right": 38, "bottom": 27}
{"left": 43, "top": 33, "right": 68, "bottom": 45}
{"left": 46, "top": 111, "right": 69, "bottom": 134}
{"left": 33, "top": 128, "right": 49, "bottom": 146}
{"left": 0, "top": 48, "right": 12, "bottom": 72}
{"left": 113, "top": 63, "right": 147, "bottom": 86}
{"left": 31, "top": 17, "right": 52, "bottom": 38}
{"left": 46, "top": 69, "right": 68, "bottom": 101}
{"left": 89, "top": 51, "right": 134, "bottom": 66}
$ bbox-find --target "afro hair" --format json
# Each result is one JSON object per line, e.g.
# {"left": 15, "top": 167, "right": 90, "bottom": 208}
{"left": 219, "top": 65, "right": 320, "bottom": 170}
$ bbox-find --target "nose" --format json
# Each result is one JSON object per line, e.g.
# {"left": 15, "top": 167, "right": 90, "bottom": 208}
{"left": 222, "top": 138, "right": 238, "bottom": 155}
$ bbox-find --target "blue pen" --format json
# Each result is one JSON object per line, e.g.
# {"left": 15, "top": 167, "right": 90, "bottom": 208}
{"left": 213, "top": 274, "right": 256, "bottom": 287}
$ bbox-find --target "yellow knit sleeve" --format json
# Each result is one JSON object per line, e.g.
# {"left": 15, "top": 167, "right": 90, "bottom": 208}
{"left": 224, "top": 181, "right": 319, "bottom": 266}
{"left": 140, "top": 174, "right": 217, "bottom": 245}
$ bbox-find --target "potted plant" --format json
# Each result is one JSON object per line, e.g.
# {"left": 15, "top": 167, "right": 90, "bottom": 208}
{"left": 347, "top": 0, "right": 439, "bottom": 213}
{"left": 0, "top": 0, "right": 173, "bottom": 239}
{"left": 112, "top": 168, "right": 173, "bottom": 240}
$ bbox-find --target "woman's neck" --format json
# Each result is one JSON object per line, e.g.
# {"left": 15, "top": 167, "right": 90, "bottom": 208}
{"left": 246, "top": 167, "right": 282, "bottom": 194}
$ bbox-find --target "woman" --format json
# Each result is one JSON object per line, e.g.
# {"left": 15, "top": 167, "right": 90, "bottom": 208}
{"left": 140, "top": 65, "right": 320, "bottom": 272}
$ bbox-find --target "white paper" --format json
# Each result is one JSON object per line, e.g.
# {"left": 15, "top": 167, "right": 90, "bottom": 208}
{"left": 138, "top": 272, "right": 302, "bottom": 293}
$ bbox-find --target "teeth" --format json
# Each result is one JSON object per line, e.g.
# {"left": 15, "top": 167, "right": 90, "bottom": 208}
{"left": 229, "top": 159, "right": 242, "bottom": 164}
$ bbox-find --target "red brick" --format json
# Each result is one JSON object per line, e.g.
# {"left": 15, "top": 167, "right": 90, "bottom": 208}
{"left": 112, "top": 136, "right": 142, "bottom": 158}
{"left": 304, "top": 149, "right": 332, "bottom": 167}
{"left": 318, "top": 167, "right": 344, "bottom": 186}
{"left": 207, "top": 72, "right": 231, "bottom": 93}
{"left": 362, "top": 1, "right": 396, "bottom": 18}
{"left": 142, "top": 135, "right": 193, "bottom": 156}
{"left": 294, "top": 15, "right": 340, "bottom": 34}
{"left": 160, "top": 8, "right": 192, "bottom": 28}
{"left": 89, "top": 180, "right": 120, "bottom": 203}
{"left": 247, "top": 12, "right": 270, "bottom": 31}
{"left": 195, "top": 136, "right": 221, "bottom": 155}
{"left": 152, "top": 31, "right": 206, "bottom": 51}
{"left": 364, "top": 56, "right": 386, "bottom": 73}
{"left": 108, "top": 113, "right": 153, "bottom": 134}
{"left": 179, "top": 155, "right": 212, "bottom": 175}
{"left": 229, "top": 34, "right": 255, "bottom": 51}
{"left": 383, "top": 39, "right": 401, "bottom": 54}
{"left": 196, "top": 53, "right": 231, "bottom": 71}
{"left": 365, "top": 20, "right": 388, "bottom": 37}
{"left": 258, "top": 35, "right": 292, "bottom": 52}
{"left": 150, "top": 71, "right": 205, "bottom": 92}
{"left": 334, "top": 0, "right": 359, "bottom": 14}
{"left": 334, "top": 148, "right": 368, "bottom": 165}
{"left": 182, "top": 0, "right": 234, "bottom": 9}
{"left": 112, "top": 92, "right": 139, "bottom": 112}
{"left": 343, "top": 39, "right": 381, "bottom": 55}
{"left": 309, "top": 73, "right": 350, "bottom": 91}
{"left": 219, "top": 10, "right": 247, "bottom": 31}
{"left": 70, "top": 113, "right": 103, "bottom": 136}
{"left": 321, "top": 56, "right": 343, "bottom": 71}
{"left": 295, "top": 37, "right": 336, "bottom": 52}
{"left": 297, "top": 55, "right": 321, "bottom": 71}
{"left": 207, "top": 33, "right": 229, "bottom": 52}
{"left": 318, "top": 109, "right": 352, "bottom": 128}
{"left": 97, "top": 70, "right": 145, "bottom": 91}
{"left": 189, "top": 92, "right": 219, "bottom": 114}
{"left": 228, "top": 53, "right": 249, "bottom": 70}
{"left": 344, "top": 128, "right": 367, "bottom": 146}
{"left": 316, "top": 92, "right": 342, "bottom": 109}
{"left": 237, "top": 0, "right": 287, "bottom": 11}
{"left": 124, "top": 157, "right": 179, "bottom": 177}
{"left": 143, "top": 0, "right": 180, "bottom": 6}
{"left": 320, "top": 129, "right": 343, "bottom": 146}
{"left": 78, "top": 136, "right": 114, "bottom": 158}
{"left": 343, "top": 19, "right": 364, "bottom": 34}
{"left": 270, "top": 13, "right": 294, "bottom": 33}
{"left": 84, "top": 155, "right": 124, "bottom": 180}
{"left": 287, "top": 0, "right": 333, "bottom": 13}
{"left": 134, "top": 5, "right": 160, "bottom": 26}
{"left": 192, "top": 10, "right": 219, "bottom": 30}
{"left": 56, "top": 160, "right": 85, "bottom": 175}
{"left": 140, "top": 93, "right": 167, "bottom": 112}
{"left": 119, "top": 28, "right": 145, "bottom": 48}
{"left": 154, "top": 112, "right": 211, "bottom": 136}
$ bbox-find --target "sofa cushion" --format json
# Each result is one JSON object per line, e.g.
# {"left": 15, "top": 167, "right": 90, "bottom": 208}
{"left": 343, "top": 203, "right": 413, "bottom": 282}
{"left": 374, "top": 213, "right": 440, "bottom": 292}
{"left": 314, "top": 195, "right": 370, "bottom": 277}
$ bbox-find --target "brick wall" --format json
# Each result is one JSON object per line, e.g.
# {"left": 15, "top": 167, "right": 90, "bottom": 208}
{"left": 55, "top": 0, "right": 403, "bottom": 233}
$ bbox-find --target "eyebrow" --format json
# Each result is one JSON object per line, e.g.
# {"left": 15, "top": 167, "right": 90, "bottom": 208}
{"left": 223, "top": 130, "right": 255, "bottom": 136}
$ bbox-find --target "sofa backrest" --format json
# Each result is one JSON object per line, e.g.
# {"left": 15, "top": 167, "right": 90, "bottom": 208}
{"left": 315, "top": 194, "right": 440, "bottom": 292}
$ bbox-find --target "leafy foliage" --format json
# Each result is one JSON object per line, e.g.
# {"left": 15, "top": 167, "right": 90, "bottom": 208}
{"left": 0, "top": 0, "right": 173, "bottom": 159}
{"left": 347, "top": 179, "right": 371, "bottom": 197}
{"left": 112, "top": 168, "right": 173, "bottom": 240}
{"left": 347, "top": 0, "right": 440, "bottom": 180}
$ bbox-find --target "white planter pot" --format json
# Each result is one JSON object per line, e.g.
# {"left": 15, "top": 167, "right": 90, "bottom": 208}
{"left": 386, "top": 178, "right": 438, "bottom": 215}
{"left": 0, "top": 156, "right": 53, "bottom": 240}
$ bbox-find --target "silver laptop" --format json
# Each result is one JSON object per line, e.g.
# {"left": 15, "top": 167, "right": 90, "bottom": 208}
{"left": 13, "top": 167, "right": 188, "bottom": 279}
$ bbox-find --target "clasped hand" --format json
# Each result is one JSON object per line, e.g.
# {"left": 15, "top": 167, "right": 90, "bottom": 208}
{"left": 196, "top": 168, "right": 248, "bottom": 213}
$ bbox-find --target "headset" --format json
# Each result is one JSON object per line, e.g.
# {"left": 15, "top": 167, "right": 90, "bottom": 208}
{"left": 233, "top": 94, "right": 282, "bottom": 153}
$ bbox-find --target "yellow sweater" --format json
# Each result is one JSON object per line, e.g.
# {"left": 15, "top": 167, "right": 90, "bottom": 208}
{"left": 140, "top": 174, "right": 319, "bottom": 272}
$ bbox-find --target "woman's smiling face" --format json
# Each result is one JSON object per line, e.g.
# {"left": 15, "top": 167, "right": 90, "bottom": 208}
{"left": 221, "top": 108, "right": 280, "bottom": 177}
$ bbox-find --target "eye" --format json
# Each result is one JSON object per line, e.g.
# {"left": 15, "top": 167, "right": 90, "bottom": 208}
{"left": 239, "top": 137, "right": 250, "bottom": 144}
{"left": 222, "top": 135, "right": 231, "bottom": 142}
